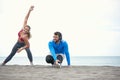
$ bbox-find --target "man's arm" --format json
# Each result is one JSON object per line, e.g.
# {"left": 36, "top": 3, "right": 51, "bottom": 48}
{"left": 64, "top": 41, "right": 71, "bottom": 66}
{"left": 48, "top": 42, "right": 57, "bottom": 61}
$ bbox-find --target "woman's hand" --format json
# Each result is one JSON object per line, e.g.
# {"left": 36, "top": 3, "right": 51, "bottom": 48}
{"left": 17, "top": 47, "right": 24, "bottom": 53}
{"left": 29, "top": 6, "right": 34, "bottom": 11}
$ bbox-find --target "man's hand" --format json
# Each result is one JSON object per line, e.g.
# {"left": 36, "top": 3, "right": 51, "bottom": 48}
{"left": 55, "top": 60, "right": 60, "bottom": 65}
{"left": 67, "top": 65, "right": 71, "bottom": 68}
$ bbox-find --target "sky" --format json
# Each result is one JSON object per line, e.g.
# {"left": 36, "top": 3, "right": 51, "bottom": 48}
{"left": 0, "top": 0, "right": 120, "bottom": 57}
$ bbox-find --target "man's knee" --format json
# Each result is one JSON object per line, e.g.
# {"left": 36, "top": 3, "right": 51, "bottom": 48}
{"left": 45, "top": 55, "right": 54, "bottom": 64}
{"left": 57, "top": 55, "right": 63, "bottom": 63}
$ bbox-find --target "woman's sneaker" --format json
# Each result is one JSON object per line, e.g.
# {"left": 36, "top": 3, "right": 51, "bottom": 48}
{"left": 1, "top": 62, "right": 6, "bottom": 66}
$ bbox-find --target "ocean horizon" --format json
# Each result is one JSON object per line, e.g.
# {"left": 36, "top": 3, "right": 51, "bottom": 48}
{"left": 0, "top": 56, "right": 120, "bottom": 66}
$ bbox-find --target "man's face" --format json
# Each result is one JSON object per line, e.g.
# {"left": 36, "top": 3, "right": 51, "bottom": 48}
{"left": 53, "top": 35, "right": 59, "bottom": 42}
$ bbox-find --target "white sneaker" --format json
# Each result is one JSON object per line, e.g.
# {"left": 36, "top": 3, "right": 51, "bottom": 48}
{"left": 30, "top": 62, "right": 33, "bottom": 66}
{"left": 1, "top": 62, "right": 6, "bottom": 66}
{"left": 52, "top": 63, "right": 61, "bottom": 68}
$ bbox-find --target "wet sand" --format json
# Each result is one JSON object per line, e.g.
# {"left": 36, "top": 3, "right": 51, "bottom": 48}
{"left": 0, "top": 65, "right": 120, "bottom": 80}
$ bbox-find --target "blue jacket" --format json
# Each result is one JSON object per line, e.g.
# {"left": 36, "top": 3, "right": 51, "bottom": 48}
{"left": 48, "top": 40, "right": 70, "bottom": 65}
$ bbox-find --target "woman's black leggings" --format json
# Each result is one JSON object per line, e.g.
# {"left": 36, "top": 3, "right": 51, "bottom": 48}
{"left": 3, "top": 41, "right": 33, "bottom": 64}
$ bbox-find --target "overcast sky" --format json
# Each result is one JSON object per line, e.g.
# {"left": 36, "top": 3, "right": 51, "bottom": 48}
{"left": 0, "top": 0, "right": 120, "bottom": 57}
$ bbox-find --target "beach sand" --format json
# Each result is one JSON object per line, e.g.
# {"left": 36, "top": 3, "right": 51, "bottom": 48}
{"left": 0, "top": 65, "right": 120, "bottom": 80}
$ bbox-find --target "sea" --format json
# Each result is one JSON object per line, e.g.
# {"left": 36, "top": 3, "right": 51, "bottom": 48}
{"left": 0, "top": 56, "right": 120, "bottom": 66}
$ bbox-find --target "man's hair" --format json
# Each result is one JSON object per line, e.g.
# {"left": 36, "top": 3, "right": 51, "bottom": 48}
{"left": 54, "top": 31, "right": 62, "bottom": 40}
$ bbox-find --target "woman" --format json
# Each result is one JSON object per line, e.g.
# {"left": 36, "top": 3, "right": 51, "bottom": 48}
{"left": 2, "top": 6, "right": 34, "bottom": 66}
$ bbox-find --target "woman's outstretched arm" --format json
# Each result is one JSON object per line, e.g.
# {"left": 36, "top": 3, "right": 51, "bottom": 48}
{"left": 23, "top": 6, "right": 34, "bottom": 28}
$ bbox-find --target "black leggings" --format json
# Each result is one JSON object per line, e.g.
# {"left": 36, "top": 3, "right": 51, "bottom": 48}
{"left": 46, "top": 55, "right": 63, "bottom": 65}
{"left": 3, "top": 41, "right": 33, "bottom": 64}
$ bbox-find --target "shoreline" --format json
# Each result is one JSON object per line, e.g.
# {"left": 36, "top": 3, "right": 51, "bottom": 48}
{"left": 1, "top": 56, "right": 120, "bottom": 67}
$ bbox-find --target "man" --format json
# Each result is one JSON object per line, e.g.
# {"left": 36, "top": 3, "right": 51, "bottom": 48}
{"left": 46, "top": 31, "right": 71, "bottom": 68}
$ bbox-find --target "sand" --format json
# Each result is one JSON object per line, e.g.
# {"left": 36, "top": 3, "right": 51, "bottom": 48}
{"left": 0, "top": 65, "right": 120, "bottom": 80}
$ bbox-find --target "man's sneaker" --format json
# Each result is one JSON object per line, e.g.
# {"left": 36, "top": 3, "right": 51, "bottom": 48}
{"left": 52, "top": 63, "right": 61, "bottom": 68}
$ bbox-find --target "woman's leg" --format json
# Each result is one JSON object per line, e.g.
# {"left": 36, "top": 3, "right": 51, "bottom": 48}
{"left": 25, "top": 48, "right": 33, "bottom": 65}
{"left": 2, "top": 42, "right": 20, "bottom": 65}
{"left": 45, "top": 55, "right": 54, "bottom": 65}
